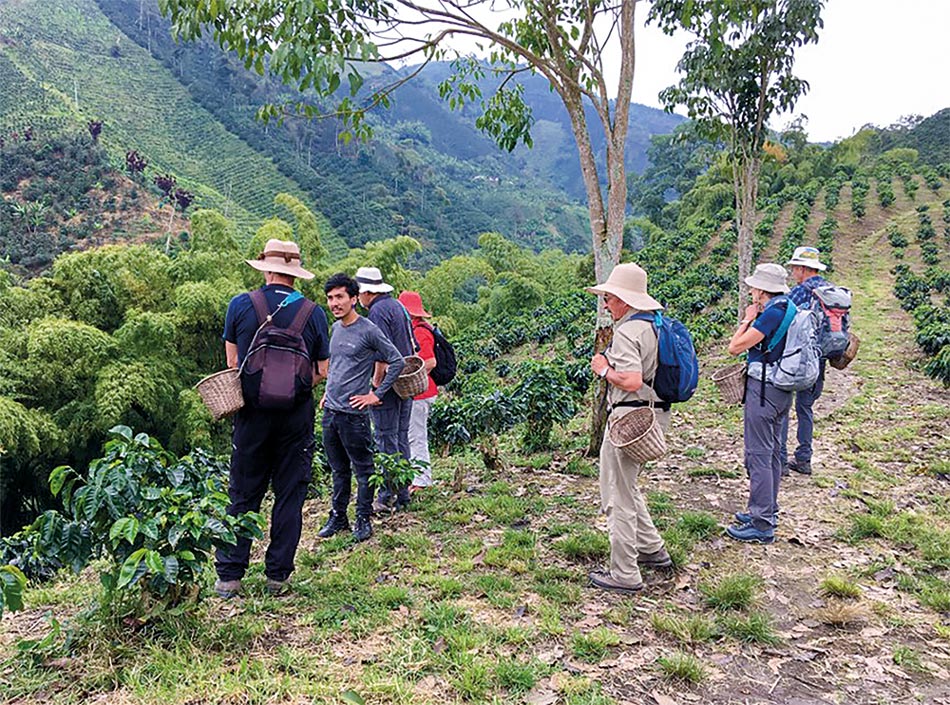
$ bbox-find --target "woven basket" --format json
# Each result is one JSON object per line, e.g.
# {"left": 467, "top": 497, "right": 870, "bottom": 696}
{"left": 195, "top": 369, "right": 244, "bottom": 420}
{"left": 710, "top": 363, "right": 747, "bottom": 405}
{"left": 394, "top": 355, "right": 428, "bottom": 399}
{"left": 828, "top": 332, "right": 860, "bottom": 370}
{"left": 608, "top": 407, "right": 667, "bottom": 463}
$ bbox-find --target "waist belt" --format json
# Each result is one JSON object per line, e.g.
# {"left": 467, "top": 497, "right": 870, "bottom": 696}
{"left": 610, "top": 400, "right": 671, "bottom": 412}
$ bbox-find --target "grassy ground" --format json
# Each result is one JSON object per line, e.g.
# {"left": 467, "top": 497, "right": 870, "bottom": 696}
{"left": 2, "top": 190, "right": 949, "bottom": 704}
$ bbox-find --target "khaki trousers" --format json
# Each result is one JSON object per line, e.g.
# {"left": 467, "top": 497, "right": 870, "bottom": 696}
{"left": 599, "top": 408, "right": 671, "bottom": 584}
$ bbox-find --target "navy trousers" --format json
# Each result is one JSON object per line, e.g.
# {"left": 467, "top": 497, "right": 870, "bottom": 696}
{"left": 780, "top": 360, "right": 826, "bottom": 465}
{"left": 216, "top": 399, "right": 315, "bottom": 583}
{"left": 372, "top": 389, "right": 412, "bottom": 505}
{"left": 322, "top": 408, "right": 376, "bottom": 520}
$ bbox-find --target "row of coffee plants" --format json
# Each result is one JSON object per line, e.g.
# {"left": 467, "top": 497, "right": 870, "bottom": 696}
{"left": 888, "top": 216, "right": 950, "bottom": 385}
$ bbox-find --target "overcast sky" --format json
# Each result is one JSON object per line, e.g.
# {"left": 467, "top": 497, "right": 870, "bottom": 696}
{"left": 632, "top": 0, "right": 950, "bottom": 142}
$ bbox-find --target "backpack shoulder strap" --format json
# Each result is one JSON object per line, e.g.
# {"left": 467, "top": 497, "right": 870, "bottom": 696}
{"left": 248, "top": 289, "right": 270, "bottom": 326}
{"left": 767, "top": 300, "right": 798, "bottom": 353}
{"left": 287, "top": 298, "right": 317, "bottom": 335}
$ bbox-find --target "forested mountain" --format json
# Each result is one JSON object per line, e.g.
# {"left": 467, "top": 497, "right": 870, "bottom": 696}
{"left": 0, "top": 0, "right": 681, "bottom": 265}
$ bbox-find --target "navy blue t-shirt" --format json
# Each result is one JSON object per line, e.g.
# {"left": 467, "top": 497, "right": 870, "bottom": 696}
{"left": 748, "top": 296, "right": 790, "bottom": 365}
{"left": 223, "top": 284, "right": 330, "bottom": 365}
{"left": 366, "top": 294, "right": 414, "bottom": 356}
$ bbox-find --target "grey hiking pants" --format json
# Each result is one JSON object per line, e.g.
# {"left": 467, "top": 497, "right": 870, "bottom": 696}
{"left": 744, "top": 378, "right": 792, "bottom": 531}
{"left": 780, "top": 360, "right": 826, "bottom": 465}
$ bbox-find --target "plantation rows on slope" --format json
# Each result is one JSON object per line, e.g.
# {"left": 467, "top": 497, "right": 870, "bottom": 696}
{"left": 0, "top": 0, "right": 347, "bottom": 257}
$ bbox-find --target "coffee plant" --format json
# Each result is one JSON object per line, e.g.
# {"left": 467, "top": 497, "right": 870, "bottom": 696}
{"left": 28, "top": 426, "right": 265, "bottom": 617}
{"left": 512, "top": 360, "right": 579, "bottom": 452}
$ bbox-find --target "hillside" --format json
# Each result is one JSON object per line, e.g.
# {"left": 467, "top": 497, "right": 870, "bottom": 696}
{"left": 1, "top": 150, "right": 948, "bottom": 704}
{"left": 0, "top": 0, "right": 682, "bottom": 262}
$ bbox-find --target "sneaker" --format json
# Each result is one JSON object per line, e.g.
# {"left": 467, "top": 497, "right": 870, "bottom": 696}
{"left": 393, "top": 497, "right": 411, "bottom": 511}
{"left": 265, "top": 577, "right": 290, "bottom": 596}
{"left": 317, "top": 511, "right": 350, "bottom": 539}
{"left": 725, "top": 523, "right": 774, "bottom": 544}
{"left": 734, "top": 511, "right": 752, "bottom": 525}
{"left": 352, "top": 517, "right": 373, "bottom": 542}
{"left": 409, "top": 484, "right": 426, "bottom": 495}
{"left": 588, "top": 570, "right": 644, "bottom": 595}
{"left": 213, "top": 578, "right": 242, "bottom": 599}
{"left": 637, "top": 548, "right": 673, "bottom": 569}
{"left": 788, "top": 459, "right": 812, "bottom": 475}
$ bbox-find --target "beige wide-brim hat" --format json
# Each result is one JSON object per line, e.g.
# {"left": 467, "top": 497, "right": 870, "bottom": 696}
{"left": 245, "top": 238, "right": 315, "bottom": 280}
{"left": 786, "top": 245, "right": 828, "bottom": 271}
{"left": 356, "top": 266, "right": 394, "bottom": 293}
{"left": 745, "top": 263, "right": 790, "bottom": 294}
{"left": 586, "top": 263, "right": 663, "bottom": 311}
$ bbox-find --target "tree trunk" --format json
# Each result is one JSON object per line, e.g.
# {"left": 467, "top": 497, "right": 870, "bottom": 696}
{"left": 734, "top": 156, "right": 760, "bottom": 319}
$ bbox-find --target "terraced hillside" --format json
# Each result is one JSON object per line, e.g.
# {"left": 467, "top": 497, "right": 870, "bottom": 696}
{"left": 0, "top": 0, "right": 347, "bottom": 256}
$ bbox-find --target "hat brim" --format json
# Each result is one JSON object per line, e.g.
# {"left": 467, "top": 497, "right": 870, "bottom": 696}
{"left": 744, "top": 274, "right": 789, "bottom": 294}
{"left": 246, "top": 259, "right": 315, "bottom": 280}
{"left": 358, "top": 282, "right": 394, "bottom": 294}
{"left": 785, "top": 258, "right": 827, "bottom": 271}
{"left": 586, "top": 284, "right": 663, "bottom": 311}
{"left": 405, "top": 307, "right": 432, "bottom": 318}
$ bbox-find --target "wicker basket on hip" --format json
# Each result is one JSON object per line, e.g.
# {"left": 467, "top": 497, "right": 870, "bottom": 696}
{"left": 608, "top": 406, "right": 667, "bottom": 463}
{"left": 195, "top": 369, "right": 244, "bottom": 420}
{"left": 394, "top": 355, "right": 428, "bottom": 399}
{"left": 828, "top": 332, "right": 860, "bottom": 370}
{"left": 710, "top": 363, "right": 747, "bottom": 405}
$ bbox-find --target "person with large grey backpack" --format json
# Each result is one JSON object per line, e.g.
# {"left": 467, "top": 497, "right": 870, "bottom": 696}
{"left": 725, "top": 263, "right": 822, "bottom": 545}
{"left": 780, "top": 246, "right": 850, "bottom": 476}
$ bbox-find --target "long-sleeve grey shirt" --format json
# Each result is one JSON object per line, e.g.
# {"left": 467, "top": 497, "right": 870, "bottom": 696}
{"left": 325, "top": 316, "right": 405, "bottom": 414}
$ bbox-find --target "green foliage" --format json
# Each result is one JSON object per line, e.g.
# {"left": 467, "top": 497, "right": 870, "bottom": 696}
{"left": 700, "top": 573, "right": 762, "bottom": 611}
{"left": 0, "top": 564, "right": 27, "bottom": 617}
{"left": 41, "top": 426, "right": 264, "bottom": 616}
{"left": 656, "top": 650, "right": 707, "bottom": 683}
{"left": 513, "top": 360, "right": 578, "bottom": 452}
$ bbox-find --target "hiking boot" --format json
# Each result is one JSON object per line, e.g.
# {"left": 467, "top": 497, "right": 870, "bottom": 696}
{"left": 788, "top": 459, "right": 812, "bottom": 475}
{"left": 588, "top": 570, "right": 644, "bottom": 595}
{"left": 213, "top": 578, "right": 242, "bottom": 599}
{"left": 265, "top": 577, "right": 290, "bottom": 596}
{"left": 394, "top": 497, "right": 411, "bottom": 511}
{"left": 734, "top": 511, "right": 752, "bottom": 525}
{"left": 317, "top": 511, "right": 350, "bottom": 539}
{"left": 725, "top": 523, "right": 774, "bottom": 544}
{"left": 638, "top": 547, "right": 673, "bottom": 569}
{"left": 352, "top": 517, "right": 373, "bottom": 542}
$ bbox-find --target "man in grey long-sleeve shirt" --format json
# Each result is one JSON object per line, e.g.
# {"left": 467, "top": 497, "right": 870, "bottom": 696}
{"left": 319, "top": 273, "right": 404, "bottom": 542}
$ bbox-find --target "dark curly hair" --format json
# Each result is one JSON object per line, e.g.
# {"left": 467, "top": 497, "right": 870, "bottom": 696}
{"left": 324, "top": 272, "right": 359, "bottom": 297}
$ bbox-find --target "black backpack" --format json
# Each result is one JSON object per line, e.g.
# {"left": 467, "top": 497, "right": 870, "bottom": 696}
{"left": 421, "top": 321, "right": 457, "bottom": 386}
{"left": 240, "top": 289, "right": 316, "bottom": 409}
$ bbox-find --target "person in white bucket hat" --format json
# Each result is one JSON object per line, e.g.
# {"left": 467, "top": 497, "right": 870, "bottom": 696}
{"left": 584, "top": 263, "right": 673, "bottom": 595}
{"left": 724, "top": 263, "right": 794, "bottom": 545}
{"left": 781, "top": 246, "right": 832, "bottom": 476}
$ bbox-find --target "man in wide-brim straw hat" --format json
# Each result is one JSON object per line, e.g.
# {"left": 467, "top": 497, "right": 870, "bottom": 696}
{"left": 585, "top": 263, "right": 674, "bottom": 595}
{"left": 214, "top": 239, "right": 330, "bottom": 599}
{"left": 781, "top": 246, "right": 831, "bottom": 476}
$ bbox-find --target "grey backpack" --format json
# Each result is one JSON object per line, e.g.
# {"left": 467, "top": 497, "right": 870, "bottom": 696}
{"left": 769, "top": 307, "right": 822, "bottom": 392}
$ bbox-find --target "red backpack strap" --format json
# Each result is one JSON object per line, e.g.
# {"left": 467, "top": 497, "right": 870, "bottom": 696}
{"left": 248, "top": 289, "right": 270, "bottom": 326}
{"left": 287, "top": 298, "right": 316, "bottom": 335}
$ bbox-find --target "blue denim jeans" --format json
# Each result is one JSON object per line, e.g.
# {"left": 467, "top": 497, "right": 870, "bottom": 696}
{"left": 322, "top": 408, "right": 376, "bottom": 520}
{"left": 780, "top": 360, "right": 826, "bottom": 465}
{"left": 216, "top": 399, "right": 315, "bottom": 583}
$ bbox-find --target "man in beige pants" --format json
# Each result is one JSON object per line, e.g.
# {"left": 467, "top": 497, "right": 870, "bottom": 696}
{"left": 588, "top": 263, "right": 673, "bottom": 594}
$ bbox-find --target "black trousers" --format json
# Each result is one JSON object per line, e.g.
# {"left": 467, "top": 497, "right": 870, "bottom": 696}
{"left": 215, "top": 399, "right": 315, "bottom": 582}
{"left": 322, "top": 408, "right": 376, "bottom": 520}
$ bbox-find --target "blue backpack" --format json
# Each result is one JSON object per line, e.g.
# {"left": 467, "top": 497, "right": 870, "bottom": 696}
{"left": 630, "top": 312, "right": 700, "bottom": 403}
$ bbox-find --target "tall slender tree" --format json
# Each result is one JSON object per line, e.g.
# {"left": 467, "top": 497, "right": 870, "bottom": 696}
{"left": 160, "top": 0, "right": 646, "bottom": 449}
{"left": 650, "top": 0, "right": 824, "bottom": 316}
